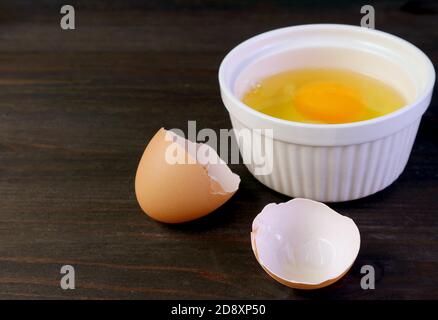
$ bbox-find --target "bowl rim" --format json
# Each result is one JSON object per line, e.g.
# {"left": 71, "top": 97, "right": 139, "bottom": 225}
{"left": 218, "top": 23, "right": 435, "bottom": 130}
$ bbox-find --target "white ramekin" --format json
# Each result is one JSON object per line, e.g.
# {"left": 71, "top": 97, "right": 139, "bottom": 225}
{"left": 219, "top": 24, "right": 435, "bottom": 202}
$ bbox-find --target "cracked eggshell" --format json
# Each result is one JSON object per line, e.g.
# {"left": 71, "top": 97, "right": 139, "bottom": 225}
{"left": 135, "top": 128, "right": 240, "bottom": 223}
{"left": 251, "top": 198, "right": 360, "bottom": 290}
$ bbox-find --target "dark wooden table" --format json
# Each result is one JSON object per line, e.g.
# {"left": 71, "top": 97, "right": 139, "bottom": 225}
{"left": 0, "top": 0, "right": 437, "bottom": 300}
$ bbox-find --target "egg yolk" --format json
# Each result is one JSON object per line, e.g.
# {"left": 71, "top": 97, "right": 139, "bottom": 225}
{"left": 293, "top": 82, "right": 364, "bottom": 124}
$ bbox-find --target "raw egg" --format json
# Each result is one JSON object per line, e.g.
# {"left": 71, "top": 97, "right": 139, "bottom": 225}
{"left": 135, "top": 128, "right": 240, "bottom": 223}
{"left": 242, "top": 68, "right": 406, "bottom": 124}
{"left": 251, "top": 198, "right": 360, "bottom": 289}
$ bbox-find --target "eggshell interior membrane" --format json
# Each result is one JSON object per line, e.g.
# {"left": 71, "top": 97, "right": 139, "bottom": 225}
{"left": 135, "top": 128, "right": 240, "bottom": 223}
{"left": 251, "top": 198, "right": 360, "bottom": 289}
{"left": 168, "top": 130, "right": 240, "bottom": 194}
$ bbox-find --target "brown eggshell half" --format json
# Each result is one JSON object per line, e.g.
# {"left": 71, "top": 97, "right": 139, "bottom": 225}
{"left": 251, "top": 198, "right": 360, "bottom": 290}
{"left": 135, "top": 128, "right": 240, "bottom": 223}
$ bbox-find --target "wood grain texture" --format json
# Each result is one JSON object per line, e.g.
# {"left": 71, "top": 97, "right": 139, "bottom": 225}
{"left": 0, "top": 0, "right": 437, "bottom": 299}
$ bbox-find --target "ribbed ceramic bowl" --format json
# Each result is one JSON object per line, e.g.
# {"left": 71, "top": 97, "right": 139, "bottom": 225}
{"left": 219, "top": 24, "right": 435, "bottom": 202}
